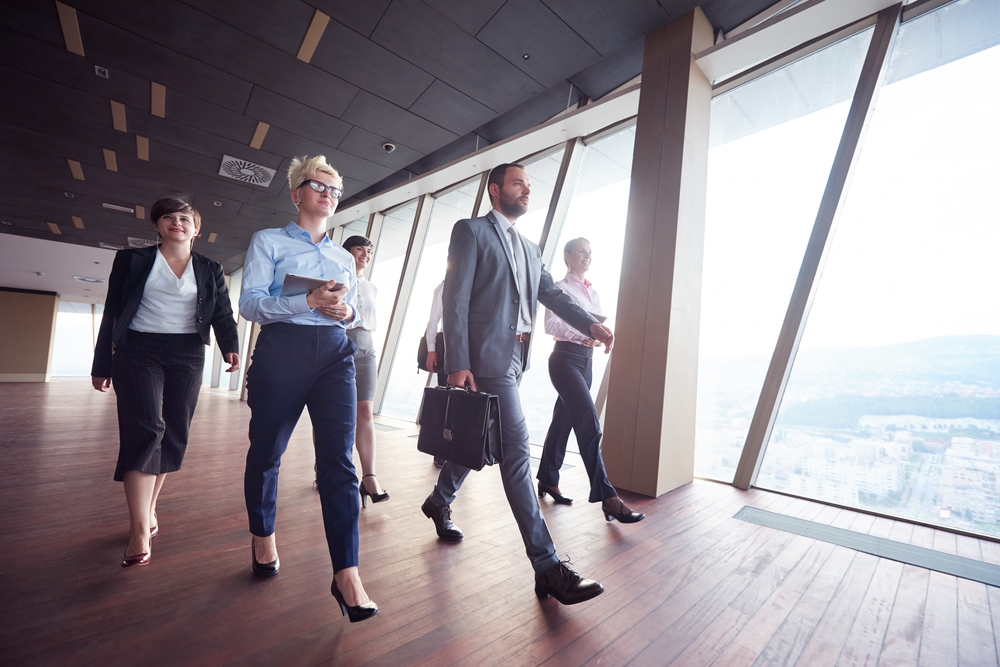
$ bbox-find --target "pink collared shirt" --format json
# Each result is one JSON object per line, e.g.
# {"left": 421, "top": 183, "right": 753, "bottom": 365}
{"left": 544, "top": 272, "right": 601, "bottom": 344}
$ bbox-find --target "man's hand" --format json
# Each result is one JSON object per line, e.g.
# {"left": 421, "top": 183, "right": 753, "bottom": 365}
{"left": 425, "top": 350, "right": 438, "bottom": 373}
{"left": 306, "top": 280, "right": 348, "bottom": 310}
{"left": 589, "top": 323, "right": 614, "bottom": 353}
{"left": 579, "top": 338, "right": 602, "bottom": 348}
{"left": 224, "top": 353, "right": 241, "bottom": 372}
{"left": 448, "top": 369, "right": 476, "bottom": 392}
{"left": 92, "top": 376, "right": 111, "bottom": 392}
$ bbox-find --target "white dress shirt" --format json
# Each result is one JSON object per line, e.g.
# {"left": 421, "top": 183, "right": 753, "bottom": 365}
{"left": 544, "top": 273, "right": 601, "bottom": 344}
{"left": 491, "top": 209, "right": 532, "bottom": 334}
{"left": 130, "top": 249, "right": 199, "bottom": 334}
{"left": 354, "top": 276, "right": 378, "bottom": 332}
{"left": 425, "top": 280, "right": 444, "bottom": 351}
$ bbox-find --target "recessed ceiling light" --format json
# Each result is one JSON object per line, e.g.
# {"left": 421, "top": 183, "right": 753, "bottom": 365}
{"left": 1, "top": 220, "right": 11, "bottom": 226}
{"left": 102, "top": 203, "right": 134, "bottom": 213}
{"left": 523, "top": 54, "right": 530, "bottom": 60}
{"left": 64, "top": 192, "right": 75, "bottom": 198}
{"left": 74, "top": 276, "right": 106, "bottom": 283}
{"left": 95, "top": 65, "right": 109, "bottom": 78}
{"left": 214, "top": 201, "right": 222, "bottom": 206}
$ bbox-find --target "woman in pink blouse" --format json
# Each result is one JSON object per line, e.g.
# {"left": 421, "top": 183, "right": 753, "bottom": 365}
{"left": 537, "top": 238, "right": 644, "bottom": 523}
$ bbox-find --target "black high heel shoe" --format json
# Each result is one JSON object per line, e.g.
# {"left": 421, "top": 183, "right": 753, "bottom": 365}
{"left": 359, "top": 474, "right": 389, "bottom": 507}
{"left": 602, "top": 498, "right": 645, "bottom": 523}
{"left": 538, "top": 481, "right": 573, "bottom": 505}
{"left": 331, "top": 579, "right": 379, "bottom": 623}
{"left": 251, "top": 538, "right": 279, "bottom": 577}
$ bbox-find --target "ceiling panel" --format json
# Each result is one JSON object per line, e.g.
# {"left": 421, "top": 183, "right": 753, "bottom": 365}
{"left": 72, "top": 0, "right": 361, "bottom": 118}
{"left": 422, "top": 0, "right": 506, "bottom": 35}
{"left": 245, "top": 87, "right": 353, "bottom": 148}
{"left": 337, "top": 126, "right": 425, "bottom": 172}
{"left": 570, "top": 38, "right": 645, "bottom": 100}
{"left": 371, "top": 0, "right": 546, "bottom": 113}
{"left": 0, "top": 103, "right": 133, "bottom": 165}
{"left": 0, "top": 0, "right": 65, "bottom": 48}
{"left": 408, "top": 80, "right": 499, "bottom": 136}
{"left": 0, "top": 66, "right": 115, "bottom": 129}
{"left": 543, "top": 0, "right": 671, "bottom": 56}
{"left": 477, "top": 0, "right": 603, "bottom": 88}
{"left": 0, "top": 27, "right": 151, "bottom": 111}
{"left": 177, "top": 0, "right": 314, "bottom": 56}
{"left": 309, "top": 0, "right": 393, "bottom": 38}
{"left": 247, "top": 188, "right": 299, "bottom": 216}
{"left": 164, "top": 89, "right": 260, "bottom": 145}
{"left": 341, "top": 91, "right": 459, "bottom": 155}
{"left": 129, "top": 111, "right": 283, "bottom": 169}
{"left": 261, "top": 127, "right": 395, "bottom": 187}
{"left": 76, "top": 13, "right": 254, "bottom": 113}
{"left": 310, "top": 18, "right": 435, "bottom": 109}
{"left": 476, "top": 81, "right": 583, "bottom": 144}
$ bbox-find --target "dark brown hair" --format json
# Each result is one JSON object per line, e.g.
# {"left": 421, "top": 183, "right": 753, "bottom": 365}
{"left": 342, "top": 235, "right": 373, "bottom": 252}
{"left": 151, "top": 197, "right": 201, "bottom": 232}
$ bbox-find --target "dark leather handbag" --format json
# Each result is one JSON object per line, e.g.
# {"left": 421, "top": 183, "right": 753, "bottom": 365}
{"left": 416, "top": 386, "right": 502, "bottom": 471}
{"left": 417, "top": 332, "right": 446, "bottom": 372}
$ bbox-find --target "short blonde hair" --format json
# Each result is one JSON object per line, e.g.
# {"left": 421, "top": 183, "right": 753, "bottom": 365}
{"left": 287, "top": 155, "right": 342, "bottom": 190}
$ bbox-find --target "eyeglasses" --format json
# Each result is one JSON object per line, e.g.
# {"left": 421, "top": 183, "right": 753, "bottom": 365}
{"left": 299, "top": 179, "right": 343, "bottom": 199}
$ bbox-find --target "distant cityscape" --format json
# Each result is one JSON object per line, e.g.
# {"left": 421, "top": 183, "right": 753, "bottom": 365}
{"left": 696, "top": 334, "right": 1000, "bottom": 536}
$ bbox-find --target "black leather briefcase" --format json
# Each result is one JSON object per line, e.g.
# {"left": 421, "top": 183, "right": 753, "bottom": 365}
{"left": 416, "top": 386, "right": 502, "bottom": 471}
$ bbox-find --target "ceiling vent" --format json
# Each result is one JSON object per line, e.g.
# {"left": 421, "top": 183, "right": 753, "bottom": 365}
{"left": 128, "top": 237, "right": 157, "bottom": 248}
{"left": 73, "top": 275, "right": 106, "bottom": 284}
{"left": 219, "top": 155, "right": 276, "bottom": 186}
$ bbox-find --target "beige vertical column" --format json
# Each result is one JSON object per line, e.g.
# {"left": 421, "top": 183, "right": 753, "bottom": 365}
{"left": 0, "top": 289, "right": 60, "bottom": 382}
{"left": 601, "top": 8, "right": 713, "bottom": 498}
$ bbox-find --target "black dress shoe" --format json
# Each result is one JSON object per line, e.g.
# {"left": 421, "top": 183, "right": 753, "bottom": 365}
{"left": 421, "top": 498, "right": 463, "bottom": 541}
{"left": 251, "top": 539, "right": 279, "bottom": 577}
{"left": 331, "top": 579, "right": 379, "bottom": 623}
{"left": 535, "top": 560, "right": 604, "bottom": 605}
{"left": 602, "top": 498, "right": 645, "bottom": 523}
{"left": 538, "top": 481, "right": 573, "bottom": 505}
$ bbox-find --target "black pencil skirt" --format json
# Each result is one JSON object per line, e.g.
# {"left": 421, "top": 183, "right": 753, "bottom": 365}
{"left": 111, "top": 330, "right": 205, "bottom": 481}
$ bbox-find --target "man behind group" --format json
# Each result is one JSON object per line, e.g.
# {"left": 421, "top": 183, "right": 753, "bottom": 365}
{"left": 420, "top": 163, "right": 615, "bottom": 605}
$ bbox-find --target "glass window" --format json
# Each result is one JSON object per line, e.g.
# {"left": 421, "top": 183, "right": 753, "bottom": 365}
{"left": 379, "top": 179, "right": 482, "bottom": 420}
{"left": 516, "top": 148, "right": 565, "bottom": 244}
{"left": 367, "top": 200, "right": 418, "bottom": 363}
{"left": 693, "top": 28, "right": 873, "bottom": 483}
{"left": 52, "top": 302, "right": 96, "bottom": 376}
{"left": 518, "top": 127, "right": 636, "bottom": 446}
{"left": 341, "top": 216, "right": 368, "bottom": 238}
{"left": 757, "top": 0, "right": 1000, "bottom": 536}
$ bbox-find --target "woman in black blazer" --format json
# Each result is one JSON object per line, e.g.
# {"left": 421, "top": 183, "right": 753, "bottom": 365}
{"left": 92, "top": 197, "right": 240, "bottom": 567}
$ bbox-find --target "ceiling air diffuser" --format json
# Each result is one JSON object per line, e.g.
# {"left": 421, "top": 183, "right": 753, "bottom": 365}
{"left": 219, "top": 155, "right": 276, "bottom": 186}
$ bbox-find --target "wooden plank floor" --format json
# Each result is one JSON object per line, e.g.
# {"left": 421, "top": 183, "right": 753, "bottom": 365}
{"left": 1, "top": 379, "right": 998, "bottom": 666}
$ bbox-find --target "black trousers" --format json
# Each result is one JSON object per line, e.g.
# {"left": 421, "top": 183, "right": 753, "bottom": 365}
{"left": 244, "top": 323, "right": 360, "bottom": 572}
{"left": 537, "top": 341, "right": 616, "bottom": 503}
{"left": 112, "top": 331, "right": 205, "bottom": 482}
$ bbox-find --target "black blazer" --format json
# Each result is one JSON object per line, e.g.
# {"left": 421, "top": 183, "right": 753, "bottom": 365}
{"left": 91, "top": 246, "right": 240, "bottom": 378}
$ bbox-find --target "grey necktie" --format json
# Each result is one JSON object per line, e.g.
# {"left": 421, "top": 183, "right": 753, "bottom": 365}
{"left": 507, "top": 226, "right": 532, "bottom": 332}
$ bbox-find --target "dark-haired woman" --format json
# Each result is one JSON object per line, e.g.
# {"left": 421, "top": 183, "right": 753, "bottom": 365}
{"left": 92, "top": 197, "right": 241, "bottom": 567}
{"left": 341, "top": 235, "right": 389, "bottom": 506}
{"left": 537, "top": 238, "right": 644, "bottom": 524}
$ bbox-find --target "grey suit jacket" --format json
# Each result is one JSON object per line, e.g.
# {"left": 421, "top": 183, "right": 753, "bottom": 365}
{"left": 442, "top": 210, "right": 597, "bottom": 378}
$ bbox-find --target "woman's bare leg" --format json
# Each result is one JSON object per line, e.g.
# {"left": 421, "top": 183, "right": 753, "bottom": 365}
{"left": 123, "top": 470, "right": 156, "bottom": 557}
{"left": 149, "top": 473, "right": 166, "bottom": 530}
{"left": 334, "top": 566, "right": 371, "bottom": 606}
{"left": 355, "top": 401, "right": 383, "bottom": 495}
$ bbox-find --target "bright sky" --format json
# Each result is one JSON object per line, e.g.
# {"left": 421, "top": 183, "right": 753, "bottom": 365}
{"left": 700, "top": 41, "right": 1000, "bottom": 359}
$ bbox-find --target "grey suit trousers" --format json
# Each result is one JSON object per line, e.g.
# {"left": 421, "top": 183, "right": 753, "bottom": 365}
{"left": 427, "top": 341, "right": 560, "bottom": 573}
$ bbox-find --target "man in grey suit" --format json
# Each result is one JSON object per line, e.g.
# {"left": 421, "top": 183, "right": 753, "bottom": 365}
{"left": 420, "top": 163, "right": 615, "bottom": 605}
